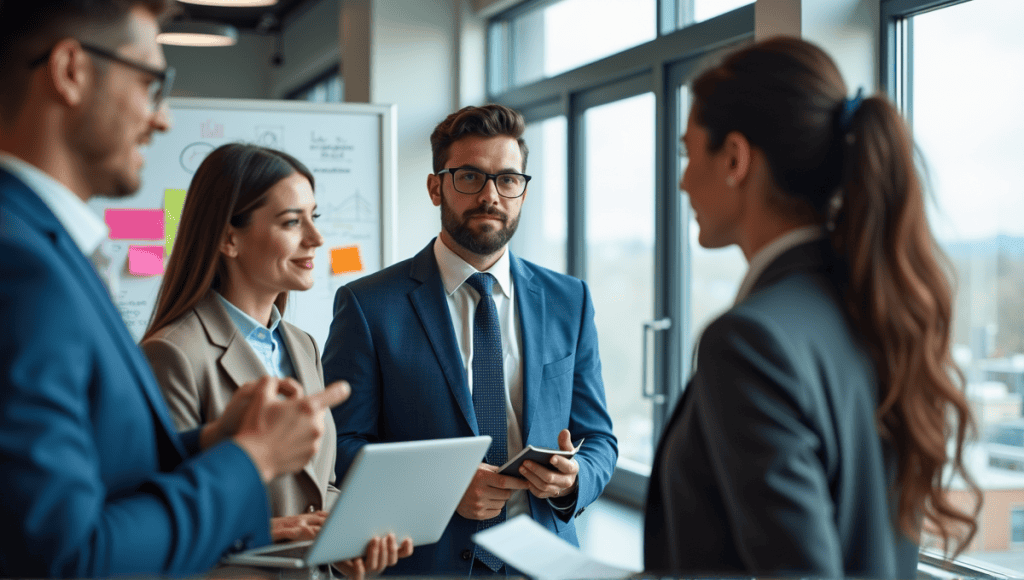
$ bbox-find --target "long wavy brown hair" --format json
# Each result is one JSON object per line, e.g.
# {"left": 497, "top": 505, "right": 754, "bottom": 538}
{"left": 144, "top": 142, "right": 314, "bottom": 341}
{"left": 691, "top": 37, "right": 980, "bottom": 556}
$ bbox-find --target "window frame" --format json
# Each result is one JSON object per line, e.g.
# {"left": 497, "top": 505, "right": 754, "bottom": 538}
{"left": 285, "top": 64, "right": 342, "bottom": 102}
{"left": 882, "top": 0, "right": 1022, "bottom": 577}
{"left": 487, "top": 0, "right": 755, "bottom": 505}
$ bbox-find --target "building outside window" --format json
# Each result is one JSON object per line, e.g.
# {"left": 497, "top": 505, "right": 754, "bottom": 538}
{"left": 885, "top": 0, "right": 1024, "bottom": 573}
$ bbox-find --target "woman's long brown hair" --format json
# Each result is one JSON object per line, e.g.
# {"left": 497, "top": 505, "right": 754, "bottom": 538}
{"left": 144, "top": 143, "right": 314, "bottom": 341}
{"left": 691, "top": 37, "right": 980, "bottom": 556}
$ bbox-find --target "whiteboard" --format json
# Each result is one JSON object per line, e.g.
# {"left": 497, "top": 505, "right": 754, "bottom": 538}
{"left": 89, "top": 98, "right": 397, "bottom": 351}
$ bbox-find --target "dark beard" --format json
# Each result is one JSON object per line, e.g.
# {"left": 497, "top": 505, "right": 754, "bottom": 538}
{"left": 441, "top": 195, "right": 520, "bottom": 256}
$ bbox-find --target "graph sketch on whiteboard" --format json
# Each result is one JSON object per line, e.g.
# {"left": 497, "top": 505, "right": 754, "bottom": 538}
{"left": 179, "top": 142, "right": 215, "bottom": 173}
{"left": 255, "top": 126, "right": 284, "bottom": 148}
{"left": 337, "top": 191, "right": 375, "bottom": 223}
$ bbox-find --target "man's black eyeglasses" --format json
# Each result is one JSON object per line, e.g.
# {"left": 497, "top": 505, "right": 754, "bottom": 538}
{"left": 437, "top": 167, "right": 531, "bottom": 199}
{"left": 29, "top": 42, "right": 175, "bottom": 112}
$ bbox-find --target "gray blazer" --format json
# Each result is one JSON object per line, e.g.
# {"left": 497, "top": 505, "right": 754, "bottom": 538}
{"left": 644, "top": 240, "right": 919, "bottom": 579}
{"left": 142, "top": 292, "right": 338, "bottom": 517}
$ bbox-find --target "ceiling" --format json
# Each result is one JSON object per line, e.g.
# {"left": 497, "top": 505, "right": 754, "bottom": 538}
{"left": 169, "top": 0, "right": 311, "bottom": 34}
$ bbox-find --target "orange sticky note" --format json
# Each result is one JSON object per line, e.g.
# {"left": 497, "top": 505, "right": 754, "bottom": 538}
{"left": 331, "top": 246, "right": 363, "bottom": 275}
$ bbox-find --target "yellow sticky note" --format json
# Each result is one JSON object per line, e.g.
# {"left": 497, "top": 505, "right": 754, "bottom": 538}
{"left": 331, "top": 246, "right": 363, "bottom": 275}
{"left": 164, "top": 188, "right": 187, "bottom": 255}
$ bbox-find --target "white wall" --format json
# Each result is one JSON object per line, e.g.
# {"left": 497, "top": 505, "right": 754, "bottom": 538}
{"left": 755, "top": 0, "right": 879, "bottom": 92}
{"left": 342, "top": 0, "right": 487, "bottom": 262}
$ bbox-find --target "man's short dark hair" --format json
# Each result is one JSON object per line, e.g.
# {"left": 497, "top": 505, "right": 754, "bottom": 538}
{"left": 0, "top": 0, "right": 171, "bottom": 122}
{"left": 430, "top": 104, "right": 529, "bottom": 173}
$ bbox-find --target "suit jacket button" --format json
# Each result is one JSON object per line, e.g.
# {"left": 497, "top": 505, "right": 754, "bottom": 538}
{"left": 461, "top": 549, "right": 472, "bottom": 561}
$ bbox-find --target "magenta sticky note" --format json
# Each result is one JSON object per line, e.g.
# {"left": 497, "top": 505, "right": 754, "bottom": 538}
{"left": 128, "top": 245, "right": 164, "bottom": 276}
{"left": 105, "top": 209, "right": 164, "bottom": 240}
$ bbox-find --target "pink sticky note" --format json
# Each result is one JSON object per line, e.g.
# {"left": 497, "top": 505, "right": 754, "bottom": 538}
{"left": 105, "top": 209, "right": 164, "bottom": 240}
{"left": 128, "top": 245, "right": 164, "bottom": 276}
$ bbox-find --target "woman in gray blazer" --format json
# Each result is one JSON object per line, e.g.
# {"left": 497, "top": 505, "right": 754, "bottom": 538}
{"left": 644, "top": 38, "right": 980, "bottom": 578}
{"left": 142, "top": 143, "right": 410, "bottom": 578}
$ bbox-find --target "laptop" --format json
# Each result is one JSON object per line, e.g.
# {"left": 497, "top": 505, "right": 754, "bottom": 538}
{"left": 223, "top": 435, "right": 491, "bottom": 568}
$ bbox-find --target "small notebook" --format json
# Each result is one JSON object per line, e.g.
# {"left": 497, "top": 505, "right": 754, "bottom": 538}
{"left": 497, "top": 439, "right": 584, "bottom": 477}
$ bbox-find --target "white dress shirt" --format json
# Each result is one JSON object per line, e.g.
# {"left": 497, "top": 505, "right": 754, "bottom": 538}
{"left": 0, "top": 153, "right": 113, "bottom": 290}
{"left": 432, "top": 236, "right": 530, "bottom": 519}
{"left": 734, "top": 225, "right": 825, "bottom": 305}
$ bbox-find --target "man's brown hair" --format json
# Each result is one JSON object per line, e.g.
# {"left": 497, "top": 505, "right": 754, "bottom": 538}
{"left": 430, "top": 104, "right": 529, "bottom": 173}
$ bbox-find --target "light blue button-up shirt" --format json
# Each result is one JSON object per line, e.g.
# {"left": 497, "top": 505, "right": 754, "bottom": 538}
{"left": 215, "top": 293, "right": 295, "bottom": 379}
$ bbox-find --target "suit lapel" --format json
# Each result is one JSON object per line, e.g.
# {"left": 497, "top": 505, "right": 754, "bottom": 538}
{"left": 407, "top": 242, "right": 478, "bottom": 434}
{"left": 277, "top": 320, "right": 330, "bottom": 498}
{"left": 511, "top": 254, "right": 543, "bottom": 444}
{"left": 194, "top": 295, "right": 265, "bottom": 391}
{"left": 1, "top": 170, "right": 188, "bottom": 460}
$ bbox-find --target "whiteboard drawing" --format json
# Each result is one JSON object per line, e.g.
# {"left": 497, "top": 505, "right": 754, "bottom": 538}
{"left": 179, "top": 142, "right": 215, "bottom": 173}
{"left": 255, "top": 125, "right": 284, "bottom": 148}
{"left": 337, "top": 191, "right": 375, "bottom": 223}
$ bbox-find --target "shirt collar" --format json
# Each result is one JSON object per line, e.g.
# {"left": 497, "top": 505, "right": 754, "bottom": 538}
{"left": 734, "top": 225, "right": 825, "bottom": 305}
{"left": 433, "top": 236, "right": 513, "bottom": 299}
{"left": 0, "top": 152, "right": 108, "bottom": 257}
{"left": 215, "top": 292, "right": 282, "bottom": 339}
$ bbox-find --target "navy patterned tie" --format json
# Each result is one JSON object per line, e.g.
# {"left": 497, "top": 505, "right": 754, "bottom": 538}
{"left": 466, "top": 272, "right": 507, "bottom": 572}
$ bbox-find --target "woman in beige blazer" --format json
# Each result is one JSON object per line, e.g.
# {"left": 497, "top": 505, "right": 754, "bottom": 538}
{"left": 142, "top": 143, "right": 410, "bottom": 578}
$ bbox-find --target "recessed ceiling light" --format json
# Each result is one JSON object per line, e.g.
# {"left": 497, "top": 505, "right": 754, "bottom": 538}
{"left": 158, "top": 22, "right": 239, "bottom": 47}
{"left": 176, "top": 0, "right": 278, "bottom": 6}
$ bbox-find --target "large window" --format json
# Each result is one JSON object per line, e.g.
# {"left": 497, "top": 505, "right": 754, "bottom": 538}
{"left": 489, "top": 0, "right": 755, "bottom": 498}
{"left": 511, "top": 116, "right": 568, "bottom": 273}
{"left": 885, "top": 0, "right": 1024, "bottom": 573}
{"left": 489, "top": 0, "right": 753, "bottom": 93}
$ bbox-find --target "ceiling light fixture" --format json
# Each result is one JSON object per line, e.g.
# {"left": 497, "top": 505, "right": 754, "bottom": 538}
{"left": 175, "top": 0, "right": 278, "bottom": 6}
{"left": 158, "top": 21, "right": 239, "bottom": 47}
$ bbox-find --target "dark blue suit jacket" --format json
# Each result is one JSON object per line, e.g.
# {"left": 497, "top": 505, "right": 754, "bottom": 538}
{"left": 322, "top": 241, "right": 617, "bottom": 575}
{"left": 644, "top": 240, "right": 919, "bottom": 578}
{"left": 0, "top": 168, "right": 272, "bottom": 577}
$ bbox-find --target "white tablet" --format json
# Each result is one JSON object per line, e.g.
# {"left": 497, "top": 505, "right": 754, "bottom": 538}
{"left": 223, "top": 436, "right": 491, "bottom": 568}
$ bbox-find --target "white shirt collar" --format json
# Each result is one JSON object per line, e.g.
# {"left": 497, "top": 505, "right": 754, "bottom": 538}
{"left": 0, "top": 152, "right": 108, "bottom": 257}
{"left": 734, "top": 225, "right": 825, "bottom": 305}
{"left": 432, "top": 236, "right": 513, "bottom": 299}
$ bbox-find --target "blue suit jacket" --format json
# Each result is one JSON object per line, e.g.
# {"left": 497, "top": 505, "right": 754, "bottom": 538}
{"left": 643, "top": 240, "right": 919, "bottom": 578}
{"left": 0, "top": 169, "right": 272, "bottom": 577}
{"left": 322, "top": 240, "right": 617, "bottom": 575}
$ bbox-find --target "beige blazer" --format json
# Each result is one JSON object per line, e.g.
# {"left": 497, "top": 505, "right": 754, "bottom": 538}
{"left": 142, "top": 292, "right": 338, "bottom": 517}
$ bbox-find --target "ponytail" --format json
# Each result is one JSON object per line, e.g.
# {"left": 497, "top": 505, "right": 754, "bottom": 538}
{"left": 832, "top": 96, "right": 981, "bottom": 555}
{"left": 691, "top": 37, "right": 981, "bottom": 558}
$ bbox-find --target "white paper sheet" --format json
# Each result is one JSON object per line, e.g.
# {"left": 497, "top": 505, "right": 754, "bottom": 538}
{"left": 472, "top": 515, "right": 642, "bottom": 580}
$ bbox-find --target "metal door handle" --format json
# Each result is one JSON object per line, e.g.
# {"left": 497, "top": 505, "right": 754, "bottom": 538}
{"left": 642, "top": 318, "right": 671, "bottom": 404}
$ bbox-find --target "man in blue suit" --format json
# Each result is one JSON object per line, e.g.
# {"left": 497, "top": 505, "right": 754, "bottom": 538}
{"left": 322, "top": 104, "right": 617, "bottom": 576}
{"left": 0, "top": 2, "right": 348, "bottom": 576}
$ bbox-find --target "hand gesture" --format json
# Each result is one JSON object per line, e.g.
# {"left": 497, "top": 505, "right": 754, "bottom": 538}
{"left": 456, "top": 463, "right": 529, "bottom": 520}
{"left": 199, "top": 376, "right": 304, "bottom": 449}
{"left": 233, "top": 378, "right": 350, "bottom": 483}
{"left": 519, "top": 429, "right": 579, "bottom": 500}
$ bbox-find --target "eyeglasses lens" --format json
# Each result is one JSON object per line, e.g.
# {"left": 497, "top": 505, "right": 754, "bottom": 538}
{"left": 453, "top": 169, "right": 526, "bottom": 198}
